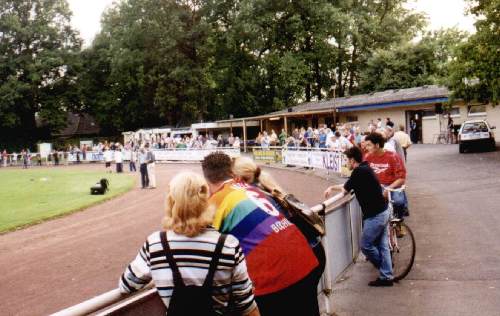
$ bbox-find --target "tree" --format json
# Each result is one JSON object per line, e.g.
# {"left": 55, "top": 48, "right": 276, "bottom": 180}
{"left": 448, "top": 0, "right": 499, "bottom": 104}
{"left": 78, "top": 0, "right": 215, "bottom": 133}
{"left": 358, "top": 28, "right": 467, "bottom": 93}
{"left": 0, "top": 0, "right": 81, "bottom": 143}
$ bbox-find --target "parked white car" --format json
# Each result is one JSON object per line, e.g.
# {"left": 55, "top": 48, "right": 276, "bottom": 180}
{"left": 458, "top": 119, "right": 496, "bottom": 153}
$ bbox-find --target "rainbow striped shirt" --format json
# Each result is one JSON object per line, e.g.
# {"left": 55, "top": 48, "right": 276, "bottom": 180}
{"left": 210, "top": 180, "right": 318, "bottom": 296}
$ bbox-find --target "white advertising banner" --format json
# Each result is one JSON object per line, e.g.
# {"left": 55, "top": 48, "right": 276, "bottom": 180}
{"left": 153, "top": 148, "right": 240, "bottom": 161}
{"left": 310, "top": 151, "right": 345, "bottom": 173}
{"left": 282, "top": 150, "right": 310, "bottom": 167}
{"left": 38, "top": 143, "right": 52, "bottom": 158}
{"left": 67, "top": 148, "right": 240, "bottom": 163}
{"left": 67, "top": 151, "right": 104, "bottom": 162}
{"left": 282, "top": 149, "right": 347, "bottom": 174}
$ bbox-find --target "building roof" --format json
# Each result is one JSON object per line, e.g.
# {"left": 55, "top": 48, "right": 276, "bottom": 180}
{"left": 270, "top": 85, "right": 450, "bottom": 115}
{"left": 55, "top": 112, "right": 100, "bottom": 137}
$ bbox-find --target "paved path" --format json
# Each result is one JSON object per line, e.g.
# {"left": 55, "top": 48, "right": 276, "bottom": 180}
{"left": 331, "top": 144, "right": 500, "bottom": 316}
{"left": 0, "top": 164, "right": 330, "bottom": 316}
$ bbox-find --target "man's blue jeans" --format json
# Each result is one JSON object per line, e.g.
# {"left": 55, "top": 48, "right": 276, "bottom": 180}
{"left": 361, "top": 209, "right": 393, "bottom": 280}
{"left": 391, "top": 190, "right": 409, "bottom": 218}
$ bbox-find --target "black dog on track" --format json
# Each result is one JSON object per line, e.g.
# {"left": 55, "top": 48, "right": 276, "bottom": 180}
{"left": 90, "top": 178, "right": 109, "bottom": 195}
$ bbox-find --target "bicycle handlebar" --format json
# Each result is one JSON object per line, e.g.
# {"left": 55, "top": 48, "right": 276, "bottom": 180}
{"left": 384, "top": 185, "right": 406, "bottom": 192}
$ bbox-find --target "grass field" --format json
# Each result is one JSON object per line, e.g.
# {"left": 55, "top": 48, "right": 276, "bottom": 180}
{"left": 0, "top": 168, "right": 136, "bottom": 233}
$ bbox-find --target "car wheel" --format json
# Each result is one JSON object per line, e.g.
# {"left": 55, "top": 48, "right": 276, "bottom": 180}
{"left": 490, "top": 140, "right": 496, "bottom": 151}
{"left": 459, "top": 144, "right": 465, "bottom": 153}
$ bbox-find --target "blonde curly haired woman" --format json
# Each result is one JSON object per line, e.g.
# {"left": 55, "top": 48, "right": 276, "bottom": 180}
{"left": 232, "top": 156, "right": 283, "bottom": 193}
{"left": 119, "top": 171, "right": 259, "bottom": 316}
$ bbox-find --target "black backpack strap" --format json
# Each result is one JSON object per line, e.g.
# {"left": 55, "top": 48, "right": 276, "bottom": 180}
{"left": 160, "top": 231, "right": 184, "bottom": 287}
{"left": 203, "top": 234, "right": 227, "bottom": 288}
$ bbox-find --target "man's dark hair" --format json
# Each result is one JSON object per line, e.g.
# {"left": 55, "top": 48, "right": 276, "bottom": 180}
{"left": 201, "top": 152, "right": 233, "bottom": 183}
{"left": 345, "top": 146, "right": 363, "bottom": 163}
{"left": 364, "top": 132, "right": 386, "bottom": 148}
{"left": 334, "top": 131, "right": 341, "bottom": 138}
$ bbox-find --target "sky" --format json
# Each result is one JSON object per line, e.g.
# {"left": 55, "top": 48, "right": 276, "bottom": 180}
{"left": 68, "top": 0, "right": 477, "bottom": 46}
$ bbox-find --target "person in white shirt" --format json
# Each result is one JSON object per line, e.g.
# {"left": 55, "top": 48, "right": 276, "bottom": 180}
{"left": 326, "top": 132, "right": 338, "bottom": 150}
{"left": 103, "top": 147, "right": 113, "bottom": 173}
{"left": 129, "top": 149, "right": 137, "bottom": 172}
{"left": 383, "top": 127, "right": 405, "bottom": 164}
{"left": 146, "top": 145, "right": 156, "bottom": 189}
{"left": 393, "top": 125, "right": 412, "bottom": 162}
{"left": 338, "top": 132, "right": 353, "bottom": 151}
{"left": 233, "top": 137, "right": 241, "bottom": 148}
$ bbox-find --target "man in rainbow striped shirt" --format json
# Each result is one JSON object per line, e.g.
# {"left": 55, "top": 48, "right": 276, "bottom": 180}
{"left": 202, "top": 152, "right": 321, "bottom": 316}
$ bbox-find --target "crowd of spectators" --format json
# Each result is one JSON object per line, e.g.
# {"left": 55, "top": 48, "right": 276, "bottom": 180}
{"left": 254, "top": 117, "right": 411, "bottom": 155}
{"left": 129, "top": 133, "right": 242, "bottom": 150}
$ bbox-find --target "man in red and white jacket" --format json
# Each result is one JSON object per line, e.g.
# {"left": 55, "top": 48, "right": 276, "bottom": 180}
{"left": 364, "top": 132, "right": 408, "bottom": 218}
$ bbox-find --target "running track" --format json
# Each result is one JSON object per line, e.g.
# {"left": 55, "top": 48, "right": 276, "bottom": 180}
{"left": 0, "top": 164, "right": 331, "bottom": 316}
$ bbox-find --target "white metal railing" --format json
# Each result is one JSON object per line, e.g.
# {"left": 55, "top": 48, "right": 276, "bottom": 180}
{"left": 0, "top": 148, "right": 242, "bottom": 167}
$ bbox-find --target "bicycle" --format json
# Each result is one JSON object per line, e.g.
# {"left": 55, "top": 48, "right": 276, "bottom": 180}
{"left": 385, "top": 186, "right": 416, "bottom": 281}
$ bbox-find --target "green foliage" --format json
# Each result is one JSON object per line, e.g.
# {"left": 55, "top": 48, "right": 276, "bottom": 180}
{"left": 78, "top": 0, "right": 215, "bottom": 133}
{"left": 447, "top": 0, "right": 499, "bottom": 104}
{"left": 359, "top": 28, "right": 467, "bottom": 93}
{"left": 0, "top": 0, "right": 81, "bottom": 141}
{"left": 76, "top": 0, "right": 427, "bottom": 130}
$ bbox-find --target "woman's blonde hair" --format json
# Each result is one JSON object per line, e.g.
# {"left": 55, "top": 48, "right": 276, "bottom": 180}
{"left": 162, "top": 171, "right": 214, "bottom": 237}
{"left": 232, "top": 156, "right": 284, "bottom": 193}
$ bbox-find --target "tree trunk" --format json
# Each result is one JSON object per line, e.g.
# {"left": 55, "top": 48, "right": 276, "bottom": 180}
{"left": 315, "top": 59, "right": 322, "bottom": 100}
{"left": 337, "top": 42, "right": 345, "bottom": 97}
{"left": 348, "top": 42, "right": 358, "bottom": 95}
{"left": 305, "top": 84, "right": 311, "bottom": 102}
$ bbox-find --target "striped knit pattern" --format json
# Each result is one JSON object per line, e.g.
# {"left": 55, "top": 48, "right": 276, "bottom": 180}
{"left": 119, "top": 228, "right": 256, "bottom": 315}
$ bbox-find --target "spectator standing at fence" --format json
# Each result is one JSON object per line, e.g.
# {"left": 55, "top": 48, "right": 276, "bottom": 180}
{"left": 138, "top": 147, "right": 149, "bottom": 189}
{"left": 201, "top": 153, "right": 320, "bottom": 316}
{"left": 2, "top": 150, "right": 7, "bottom": 167}
{"left": 228, "top": 133, "right": 235, "bottom": 147}
{"left": 377, "top": 118, "right": 383, "bottom": 129}
{"left": 386, "top": 117, "right": 394, "bottom": 128}
{"left": 364, "top": 132, "right": 408, "bottom": 218}
{"left": 103, "top": 147, "right": 113, "bottom": 173}
{"left": 129, "top": 149, "right": 137, "bottom": 172}
{"left": 21, "top": 150, "right": 28, "bottom": 169}
{"left": 279, "top": 129, "right": 287, "bottom": 146}
{"left": 318, "top": 128, "right": 327, "bottom": 148}
{"left": 383, "top": 127, "right": 405, "bottom": 164}
{"left": 115, "top": 147, "right": 123, "bottom": 173}
{"left": 119, "top": 171, "right": 260, "bottom": 316}
{"left": 53, "top": 150, "right": 60, "bottom": 166}
{"left": 11, "top": 151, "right": 17, "bottom": 166}
{"left": 233, "top": 137, "right": 241, "bottom": 148}
{"left": 146, "top": 144, "right": 156, "bottom": 189}
{"left": 261, "top": 131, "right": 270, "bottom": 149}
{"left": 270, "top": 130, "right": 278, "bottom": 146}
{"left": 216, "top": 135, "right": 224, "bottom": 148}
{"left": 324, "top": 146, "right": 393, "bottom": 286}
{"left": 393, "top": 125, "right": 412, "bottom": 162}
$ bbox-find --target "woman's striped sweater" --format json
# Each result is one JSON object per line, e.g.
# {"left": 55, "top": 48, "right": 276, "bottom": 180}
{"left": 119, "top": 228, "right": 256, "bottom": 315}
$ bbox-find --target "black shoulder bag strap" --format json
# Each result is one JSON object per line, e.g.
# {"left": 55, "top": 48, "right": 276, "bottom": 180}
{"left": 160, "top": 231, "right": 184, "bottom": 287}
{"left": 203, "top": 234, "right": 228, "bottom": 288}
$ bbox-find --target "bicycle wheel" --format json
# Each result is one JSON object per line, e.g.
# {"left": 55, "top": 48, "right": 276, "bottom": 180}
{"left": 391, "top": 222, "right": 416, "bottom": 281}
